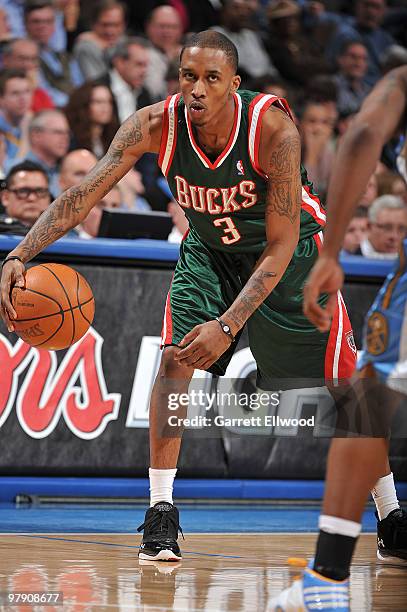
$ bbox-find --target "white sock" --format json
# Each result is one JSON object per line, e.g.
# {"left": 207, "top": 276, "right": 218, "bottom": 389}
{"left": 149, "top": 468, "right": 177, "bottom": 507}
{"left": 371, "top": 472, "right": 400, "bottom": 520}
{"left": 319, "top": 514, "right": 361, "bottom": 538}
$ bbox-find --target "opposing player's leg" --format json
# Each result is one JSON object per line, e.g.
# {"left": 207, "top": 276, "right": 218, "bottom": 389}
{"left": 138, "top": 230, "right": 242, "bottom": 561}
{"left": 269, "top": 252, "right": 407, "bottom": 609}
{"left": 268, "top": 436, "right": 389, "bottom": 612}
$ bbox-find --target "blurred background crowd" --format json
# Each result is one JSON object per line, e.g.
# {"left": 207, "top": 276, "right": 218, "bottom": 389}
{"left": 0, "top": 0, "right": 406, "bottom": 257}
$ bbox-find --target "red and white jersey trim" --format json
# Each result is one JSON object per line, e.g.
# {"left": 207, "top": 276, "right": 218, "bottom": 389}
{"left": 185, "top": 92, "right": 242, "bottom": 170}
{"left": 248, "top": 93, "right": 293, "bottom": 178}
{"left": 301, "top": 186, "right": 326, "bottom": 225}
{"left": 159, "top": 94, "right": 180, "bottom": 177}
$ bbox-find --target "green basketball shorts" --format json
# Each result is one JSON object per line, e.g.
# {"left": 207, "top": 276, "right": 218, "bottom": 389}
{"left": 161, "top": 228, "right": 356, "bottom": 386}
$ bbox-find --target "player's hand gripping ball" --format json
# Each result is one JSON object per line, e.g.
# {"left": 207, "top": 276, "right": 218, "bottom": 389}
{"left": 11, "top": 263, "right": 95, "bottom": 350}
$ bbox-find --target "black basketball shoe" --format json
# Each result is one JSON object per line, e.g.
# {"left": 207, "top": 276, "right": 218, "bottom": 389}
{"left": 376, "top": 508, "right": 407, "bottom": 566}
{"left": 137, "top": 502, "right": 183, "bottom": 561}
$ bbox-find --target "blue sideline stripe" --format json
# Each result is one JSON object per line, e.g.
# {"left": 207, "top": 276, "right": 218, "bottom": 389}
{"left": 0, "top": 477, "right": 406, "bottom": 502}
{"left": 0, "top": 236, "right": 395, "bottom": 277}
{"left": 0, "top": 235, "right": 180, "bottom": 262}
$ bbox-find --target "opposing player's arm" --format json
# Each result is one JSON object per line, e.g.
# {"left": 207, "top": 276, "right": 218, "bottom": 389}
{"left": 6, "top": 103, "right": 164, "bottom": 264}
{"left": 323, "top": 66, "right": 407, "bottom": 258}
{"left": 222, "top": 107, "right": 301, "bottom": 335}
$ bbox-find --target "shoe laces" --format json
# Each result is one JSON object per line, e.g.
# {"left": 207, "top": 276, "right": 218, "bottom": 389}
{"left": 137, "top": 509, "right": 184, "bottom": 540}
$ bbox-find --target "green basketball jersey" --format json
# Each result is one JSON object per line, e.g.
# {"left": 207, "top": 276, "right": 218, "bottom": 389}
{"left": 158, "top": 90, "right": 326, "bottom": 253}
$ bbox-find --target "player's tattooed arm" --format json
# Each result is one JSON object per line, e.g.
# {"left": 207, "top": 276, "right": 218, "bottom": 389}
{"left": 222, "top": 113, "right": 301, "bottom": 334}
{"left": 8, "top": 104, "right": 163, "bottom": 263}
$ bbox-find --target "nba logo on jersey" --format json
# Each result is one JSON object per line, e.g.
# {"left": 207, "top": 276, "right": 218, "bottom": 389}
{"left": 236, "top": 160, "right": 244, "bottom": 175}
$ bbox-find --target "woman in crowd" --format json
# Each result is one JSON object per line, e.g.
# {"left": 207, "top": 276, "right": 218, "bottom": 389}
{"left": 65, "top": 80, "right": 119, "bottom": 159}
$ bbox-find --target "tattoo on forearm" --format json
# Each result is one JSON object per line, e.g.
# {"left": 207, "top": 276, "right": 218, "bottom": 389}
{"left": 17, "top": 113, "right": 143, "bottom": 261}
{"left": 226, "top": 270, "right": 277, "bottom": 328}
{"left": 267, "top": 135, "right": 301, "bottom": 224}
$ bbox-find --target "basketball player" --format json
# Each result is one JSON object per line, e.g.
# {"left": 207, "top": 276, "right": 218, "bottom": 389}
{"left": 269, "top": 66, "right": 407, "bottom": 610}
{"left": 0, "top": 32, "right": 399, "bottom": 595}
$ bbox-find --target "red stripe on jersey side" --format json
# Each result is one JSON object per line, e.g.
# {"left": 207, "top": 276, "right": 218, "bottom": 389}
{"left": 161, "top": 285, "right": 174, "bottom": 347}
{"left": 324, "top": 294, "right": 340, "bottom": 380}
{"left": 186, "top": 93, "right": 239, "bottom": 170}
{"left": 302, "top": 185, "right": 326, "bottom": 227}
{"left": 301, "top": 201, "right": 326, "bottom": 227}
{"left": 158, "top": 96, "right": 171, "bottom": 170}
{"left": 338, "top": 294, "right": 357, "bottom": 379}
{"left": 324, "top": 293, "right": 357, "bottom": 381}
{"left": 161, "top": 229, "right": 189, "bottom": 348}
{"left": 164, "top": 95, "right": 180, "bottom": 177}
{"left": 313, "top": 231, "right": 323, "bottom": 253}
{"left": 303, "top": 184, "right": 325, "bottom": 208}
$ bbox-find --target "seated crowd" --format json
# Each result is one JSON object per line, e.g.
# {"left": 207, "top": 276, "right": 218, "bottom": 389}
{"left": 0, "top": 0, "right": 406, "bottom": 255}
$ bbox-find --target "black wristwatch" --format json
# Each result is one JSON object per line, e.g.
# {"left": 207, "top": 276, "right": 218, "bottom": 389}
{"left": 215, "top": 317, "right": 235, "bottom": 342}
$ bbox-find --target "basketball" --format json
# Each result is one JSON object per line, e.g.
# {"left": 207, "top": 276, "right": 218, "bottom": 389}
{"left": 11, "top": 263, "right": 95, "bottom": 350}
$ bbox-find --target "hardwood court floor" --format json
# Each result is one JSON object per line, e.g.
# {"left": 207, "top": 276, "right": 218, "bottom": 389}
{"left": 0, "top": 534, "right": 405, "bottom": 611}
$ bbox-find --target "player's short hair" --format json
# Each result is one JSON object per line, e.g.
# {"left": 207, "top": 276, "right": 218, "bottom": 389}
{"left": 180, "top": 30, "right": 238, "bottom": 73}
{"left": 4, "top": 161, "right": 49, "bottom": 189}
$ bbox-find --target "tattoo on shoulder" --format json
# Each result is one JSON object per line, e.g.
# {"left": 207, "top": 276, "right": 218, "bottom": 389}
{"left": 267, "top": 135, "right": 301, "bottom": 224}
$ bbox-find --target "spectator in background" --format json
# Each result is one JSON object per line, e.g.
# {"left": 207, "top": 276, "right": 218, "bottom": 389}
{"left": 73, "top": 0, "right": 126, "bottom": 80}
{"left": 359, "top": 171, "right": 378, "bottom": 208}
{"left": 12, "top": 109, "right": 70, "bottom": 196}
{"left": 1, "top": 38, "right": 54, "bottom": 112}
{"left": 213, "top": 0, "right": 278, "bottom": 86}
{"left": 99, "top": 37, "right": 152, "bottom": 123}
{"left": 167, "top": 198, "right": 189, "bottom": 243}
{"left": 0, "top": 160, "right": 51, "bottom": 234}
{"left": 333, "top": 39, "right": 371, "bottom": 115}
{"left": 2, "top": 0, "right": 69, "bottom": 51}
{"left": 299, "top": 98, "right": 337, "bottom": 198}
{"left": 58, "top": 147, "right": 121, "bottom": 237}
{"left": 0, "top": 133, "right": 7, "bottom": 179}
{"left": 157, "top": 176, "right": 189, "bottom": 242}
{"left": 24, "top": 0, "right": 83, "bottom": 107}
{"left": 165, "top": 59, "right": 180, "bottom": 96}
{"left": 250, "top": 74, "right": 290, "bottom": 102}
{"left": 342, "top": 206, "right": 368, "bottom": 254}
{"left": 0, "top": 8, "right": 11, "bottom": 43}
{"left": 325, "top": 0, "right": 395, "bottom": 85}
{"left": 144, "top": 5, "right": 184, "bottom": 100}
{"left": 265, "top": 0, "right": 332, "bottom": 89}
{"left": 65, "top": 81, "right": 119, "bottom": 159}
{"left": 377, "top": 169, "right": 407, "bottom": 205}
{"left": 356, "top": 195, "right": 407, "bottom": 259}
{"left": 75, "top": 185, "right": 123, "bottom": 238}
{"left": 0, "top": 69, "right": 32, "bottom": 164}
{"left": 58, "top": 148, "right": 97, "bottom": 195}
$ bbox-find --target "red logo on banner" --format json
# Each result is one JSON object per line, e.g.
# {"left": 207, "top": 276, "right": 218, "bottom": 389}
{"left": 0, "top": 328, "right": 121, "bottom": 439}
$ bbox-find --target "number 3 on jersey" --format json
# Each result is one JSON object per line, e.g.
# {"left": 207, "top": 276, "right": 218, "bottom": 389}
{"left": 213, "top": 216, "right": 242, "bottom": 245}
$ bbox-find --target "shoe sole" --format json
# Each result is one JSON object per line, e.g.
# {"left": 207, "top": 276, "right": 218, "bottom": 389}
{"left": 377, "top": 550, "right": 407, "bottom": 567}
{"left": 139, "top": 550, "right": 182, "bottom": 562}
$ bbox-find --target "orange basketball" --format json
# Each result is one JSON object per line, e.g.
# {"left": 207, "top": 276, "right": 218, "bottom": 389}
{"left": 11, "top": 263, "right": 95, "bottom": 350}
